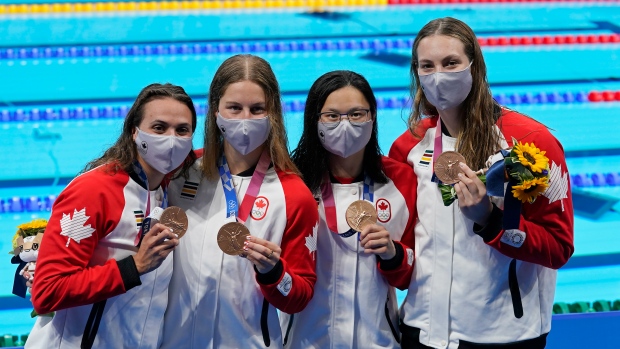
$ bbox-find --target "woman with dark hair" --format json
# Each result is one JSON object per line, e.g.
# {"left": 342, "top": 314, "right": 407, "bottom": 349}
{"left": 26, "top": 83, "right": 197, "bottom": 348}
{"left": 390, "top": 17, "right": 574, "bottom": 348}
{"left": 161, "top": 54, "right": 318, "bottom": 349}
{"left": 283, "top": 70, "right": 416, "bottom": 348}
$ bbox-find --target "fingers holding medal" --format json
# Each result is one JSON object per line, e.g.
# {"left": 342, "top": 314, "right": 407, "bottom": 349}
{"left": 346, "top": 200, "right": 396, "bottom": 259}
{"left": 345, "top": 200, "right": 377, "bottom": 233}
{"left": 434, "top": 151, "right": 467, "bottom": 185}
{"left": 134, "top": 206, "right": 187, "bottom": 275}
{"left": 159, "top": 206, "right": 189, "bottom": 238}
{"left": 217, "top": 222, "right": 250, "bottom": 256}
{"left": 217, "top": 222, "right": 280, "bottom": 274}
{"left": 435, "top": 151, "right": 492, "bottom": 224}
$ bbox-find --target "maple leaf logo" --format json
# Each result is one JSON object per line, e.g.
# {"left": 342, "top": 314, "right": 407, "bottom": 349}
{"left": 60, "top": 208, "right": 96, "bottom": 247}
{"left": 251, "top": 196, "right": 269, "bottom": 220}
{"left": 543, "top": 161, "right": 569, "bottom": 211}
{"left": 376, "top": 199, "right": 391, "bottom": 223}
{"left": 305, "top": 221, "right": 318, "bottom": 259}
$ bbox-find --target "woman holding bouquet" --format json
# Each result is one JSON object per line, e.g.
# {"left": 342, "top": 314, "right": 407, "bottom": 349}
{"left": 390, "top": 17, "right": 574, "bottom": 348}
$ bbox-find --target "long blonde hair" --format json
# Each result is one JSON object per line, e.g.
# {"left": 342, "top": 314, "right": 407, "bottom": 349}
{"left": 202, "top": 54, "right": 299, "bottom": 180}
{"left": 409, "top": 17, "right": 502, "bottom": 171}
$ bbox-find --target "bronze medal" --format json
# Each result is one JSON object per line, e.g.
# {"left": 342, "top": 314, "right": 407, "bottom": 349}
{"left": 217, "top": 222, "right": 250, "bottom": 255}
{"left": 345, "top": 200, "right": 377, "bottom": 232}
{"left": 434, "top": 151, "right": 467, "bottom": 185}
{"left": 159, "top": 206, "right": 189, "bottom": 238}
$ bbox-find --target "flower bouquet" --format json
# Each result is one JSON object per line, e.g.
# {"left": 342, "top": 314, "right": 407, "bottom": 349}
{"left": 507, "top": 140, "right": 550, "bottom": 203}
{"left": 438, "top": 138, "right": 550, "bottom": 206}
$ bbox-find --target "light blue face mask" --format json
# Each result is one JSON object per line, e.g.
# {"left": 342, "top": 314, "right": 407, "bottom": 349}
{"left": 216, "top": 114, "right": 271, "bottom": 155}
{"left": 419, "top": 63, "right": 473, "bottom": 111}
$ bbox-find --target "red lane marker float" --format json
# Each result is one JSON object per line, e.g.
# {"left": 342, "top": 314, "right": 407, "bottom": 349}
{"left": 478, "top": 34, "right": 620, "bottom": 46}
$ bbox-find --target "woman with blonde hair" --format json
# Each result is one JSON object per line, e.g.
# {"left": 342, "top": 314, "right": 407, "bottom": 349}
{"left": 390, "top": 17, "right": 574, "bottom": 348}
{"left": 161, "top": 54, "right": 318, "bottom": 349}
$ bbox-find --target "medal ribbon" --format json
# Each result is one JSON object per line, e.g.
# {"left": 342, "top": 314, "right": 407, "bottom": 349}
{"left": 218, "top": 150, "right": 271, "bottom": 224}
{"left": 133, "top": 161, "right": 168, "bottom": 246}
{"left": 431, "top": 117, "right": 444, "bottom": 183}
{"left": 320, "top": 173, "right": 374, "bottom": 235}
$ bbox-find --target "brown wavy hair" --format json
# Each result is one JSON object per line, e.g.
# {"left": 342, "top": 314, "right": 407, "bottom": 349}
{"left": 83, "top": 83, "right": 197, "bottom": 177}
{"left": 409, "top": 17, "right": 502, "bottom": 171}
{"left": 202, "top": 54, "right": 299, "bottom": 180}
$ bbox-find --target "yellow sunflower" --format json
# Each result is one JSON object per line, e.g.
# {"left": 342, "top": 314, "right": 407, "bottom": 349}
{"left": 17, "top": 218, "right": 48, "bottom": 236}
{"left": 512, "top": 177, "right": 549, "bottom": 204}
{"left": 10, "top": 231, "right": 21, "bottom": 253}
{"left": 10, "top": 218, "right": 47, "bottom": 253}
{"left": 513, "top": 142, "right": 549, "bottom": 173}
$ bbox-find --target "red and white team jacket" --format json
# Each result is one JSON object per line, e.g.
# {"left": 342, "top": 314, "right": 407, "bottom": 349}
{"left": 161, "top": 158, "right": 318, "bottom": 349}
{"left": 26, "top": 164, "right": 172, "bottom": 349}
{"left": 281, "top": 157, "right": 416, "bottom": 349}
{"left": 389, "top": 110, "right": 574, "bottom": 348}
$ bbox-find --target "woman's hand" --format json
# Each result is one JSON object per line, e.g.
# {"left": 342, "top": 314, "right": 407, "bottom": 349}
{"left": 360, "top": 224, "right": 396, "bottom": 260}
{"left": 454, "top": 162, "right": 493, "bottom": 226}
{"left": 22, "top": 269, "right": 33, "bottom": 288}
{"left": 133, "top": 223, "right": 179, "bottom": 275}
{"left": 243, "top": 236, "right": 281, "bottom": 274}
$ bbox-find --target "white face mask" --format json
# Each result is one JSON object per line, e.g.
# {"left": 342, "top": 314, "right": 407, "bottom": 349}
{"left": 419, "top": 62, "right": 473, "bottom": 111}
{"left": 134, "top": 128, "right": 193, "bottom": 174}
{"left": 216, "top": 114, "right": 271, "bottom": 155}
{"left": 317, "top": 120, "right": 373, "bottom": 158}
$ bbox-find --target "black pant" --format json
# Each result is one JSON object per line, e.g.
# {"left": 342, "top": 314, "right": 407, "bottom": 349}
{"left": 400, "top": 323, "right": 547, "bottom": 349}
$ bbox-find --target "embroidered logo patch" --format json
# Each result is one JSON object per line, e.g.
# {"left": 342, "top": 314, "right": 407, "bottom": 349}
{"left": 181, "top": 180, "right": 199, "bottom": 200}
{"left": 500, "top": 229, "right": 526, "bottom": 248}
{"left": 406, "top": 248, "right": 414, "bottom": 266}
{"left": 419, "top": 149, "right": 433, "bottom": 168}
{"left": 138, "top": 141, "right": 148, "bottom": 155}
{"left": 305, "top": 221, "right": 318, "bottom": 260}
{"left": 543, "top": 161, "right": 569, "bottom": 212}
{"left": 251, "top": 196, "right": 269, "bottom": 220}
{"left": 60, "top": 208, "right": 95, "bottom": 247}
{"left": 277, "top": 272, "right": 293, "bottom": 296}
{"left": 376, "top": 198, "right": 391, "bottom": 223}
{"left": 134, "top": 210, "right": 144, "bottom": 231}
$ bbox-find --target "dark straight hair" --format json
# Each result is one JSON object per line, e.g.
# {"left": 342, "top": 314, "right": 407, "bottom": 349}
{"left": 291, "top": 70, "right": 387, "bottom": 195}
{"left": 83, "top": 83, "right": 197, "bottom": 178}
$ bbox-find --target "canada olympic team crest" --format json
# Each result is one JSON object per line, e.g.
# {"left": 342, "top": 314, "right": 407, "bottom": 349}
{"left": 376, "top": 198, "right": 391, "bottom": 223}
{"left": 251, "top": 196, "right": 269, "bottom": 220}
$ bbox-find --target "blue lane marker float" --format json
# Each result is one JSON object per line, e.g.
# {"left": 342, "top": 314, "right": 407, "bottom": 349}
{"left": 0, "top": 38, "right": 415, "bottom": 60}
{"left": 572, "top": 173, "right": 620, "bottom": 188}
{"left": 0, "top": 195, "right": 57, "bottom": 213}
{"left": 2, "top": 90, "right": 616, "bottom": 123}
{"left": 2, "top": 32, "right": 619, "bottom": 61}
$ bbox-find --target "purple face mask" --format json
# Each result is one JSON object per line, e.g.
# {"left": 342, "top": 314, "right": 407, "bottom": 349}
{"left": 317, "top": 120, "right": 373, "bottom": 158}
{"left": 419, "top": 63, "right": 473, "bottom": 111}
{"left": 216, "top": 114, "right": 271, "bottom": 155}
